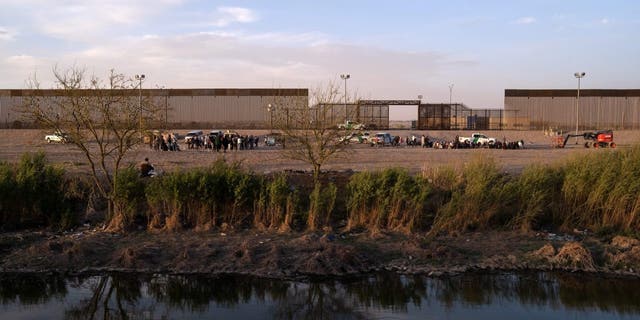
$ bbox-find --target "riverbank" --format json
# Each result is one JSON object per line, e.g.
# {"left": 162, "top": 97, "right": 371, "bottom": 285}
{"left": 2, "top": 229, "right": 639, "bottom": 279}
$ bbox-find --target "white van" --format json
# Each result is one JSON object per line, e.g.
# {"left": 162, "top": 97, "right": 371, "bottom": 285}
{"left": 184, "top": 130, "right": 203, "bottom": 143}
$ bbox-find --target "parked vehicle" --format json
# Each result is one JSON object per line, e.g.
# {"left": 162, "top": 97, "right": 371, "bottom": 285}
{"left": 45, "top": 131, "right": 69, "bottom": 143}
{"left": 458, "top": 133, "right": 496, "bottom": 145}
{"left": 208, "top": 130, "right": 223, "bottom": 140}
{"left": 264, "top": 133, "right": 284, "bottom": 147}
{"left": 184, "top": 130, "right": 204, "bottom": 143}
{"left": 339, "top": 132, "right": 367, "bottom": 143}
{"left": 338, "top": 120, "right": 366, "bottom": 130}
{"left": 557, "top": 130, "right": 616, "bottom": 148}
{"left": 370, "top": 132, "right": 393, "bottom": 146}
{"left": 360, "top": 132, "right": 371, "bottom": 143}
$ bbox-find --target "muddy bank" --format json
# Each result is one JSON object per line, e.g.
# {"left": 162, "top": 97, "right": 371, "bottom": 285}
{"left": 1, "top": 229, "right": 639, "bottom": 279}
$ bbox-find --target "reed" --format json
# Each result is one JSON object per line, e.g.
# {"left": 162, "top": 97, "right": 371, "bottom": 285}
{"left": 560, "top": 147, "right": 640, "bottom": 234}
{"left": 506, "top": 164, "right": 565, "bottom": 232}
{"left": 0, "top": 152, "right": 77, "bottom": 230}
{"left": 346, "top": 168, "right": 432, "bottom": 233}
{"left": 307, "top": 182, "right": 337, "bottom": 230}
{"left": 430, "top": 156, "right": 509, "bottom": 234}
{"left": 145, "top": 160, "right": 262, "bottom": 231}
{"left": 254, "top": 173, "right": 299, "bottom": 231}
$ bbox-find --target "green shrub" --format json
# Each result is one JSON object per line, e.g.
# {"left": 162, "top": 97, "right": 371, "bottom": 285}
{"left": 112, "top": 166, "right": 148, "bottom": 229}
{"left": 431, "top": 156, "right": 509, "bottom": 234}
{"left": 254, "top": 173, "right": 299, "bottom": 231}
{"left": 560, "top": 147, "right": 640, "bottom": 233}
{"left": 146, "top": 160, "right": 263, "bottom": 231}
{"left": 308, "top": 182, "right": 337, "bottom": 230}
{"left": 0, "top": 152, "right": 77, "bottom": 230}
{"left": 506, "top": 165, "right": 565, "bottom": 231}
{"left": 346, "top": 168, "right": 432, "bottom": 233}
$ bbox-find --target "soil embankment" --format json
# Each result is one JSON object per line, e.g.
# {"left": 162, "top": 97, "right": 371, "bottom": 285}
{"left": 2, "top": 229, "right": 640, "bottom": 279}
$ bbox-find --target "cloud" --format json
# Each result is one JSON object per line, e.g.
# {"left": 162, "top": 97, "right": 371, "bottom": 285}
{"left": 600, "top": 18, "right": 609, "bottom": 24}
{"left": 0, "top": 27, "right": 15, "bottom": 40}
{"left": 212, "top": 7, "right": 258, "bottom": 27}
{"left": 18, "top": 0, "right": 183, "bottom": 41}
{"left": 514, "top": 17, "right": 536, "bottom": 25}
{"left": 9, "top": 30, "right": 452, "bottom": 97}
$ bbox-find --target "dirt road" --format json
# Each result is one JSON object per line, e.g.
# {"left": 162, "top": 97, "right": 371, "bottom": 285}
{"left": 1, "top": 129, "right": 637, "bottom": 175}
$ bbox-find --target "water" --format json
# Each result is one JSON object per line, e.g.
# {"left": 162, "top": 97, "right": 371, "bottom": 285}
{"left": 0, "top": 271, "right": 638, "bottom": 319}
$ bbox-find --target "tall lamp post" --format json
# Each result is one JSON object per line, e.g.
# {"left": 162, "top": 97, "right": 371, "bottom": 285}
{"left": 267, "top": 103, "right": 274, "bottom": 133}
{"left": 157, "top": 85, "right": 167, "bottom": 130}
{"left": 449, "top": 84, "right": 455, "bottom": 129}
{"left": 574, "top": 72, "right": 586, "bottom": 144}
{"left": 135, "top": 74, "right": 145, "bottom": 139}
{"left": 340, "top": 74, "right": 350, "bottom": 121}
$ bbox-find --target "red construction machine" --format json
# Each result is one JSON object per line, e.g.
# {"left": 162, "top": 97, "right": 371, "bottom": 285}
{"left": 554, "top": 130, "right": 616, "bottom": 148}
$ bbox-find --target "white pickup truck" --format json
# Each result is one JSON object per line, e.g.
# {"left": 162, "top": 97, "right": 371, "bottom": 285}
{"left": 337, "top": 120, "right": 366, "bottom": 130}
{"left": 45, "top": 131, "right": 69, "bottom": 143}
{"left": 458, "top": 133, "right": 496, "bottom": 145}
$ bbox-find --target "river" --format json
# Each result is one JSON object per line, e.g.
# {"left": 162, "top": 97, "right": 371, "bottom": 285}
{"left": 0, "top": 271, "right": 638, "bottom": 319}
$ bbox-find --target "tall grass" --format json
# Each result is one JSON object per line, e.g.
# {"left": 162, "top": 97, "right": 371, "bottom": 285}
{"left": 112, "top": 166, "right": 148, "bottom": 230}
{"left": 505, "top": 165, "right": 565, "bottom": 232}
{"left": 346, "top": 168, "right": 431, "bottom": 233}
{"left": 7, "top": 147, "right": 640, "bottom": 236}
{"left": 430, "top": 156, "right": 509, "bottom": 234}
{"left": 560, "top": 147, "right": 640, "bottom": 233}
{"left": 254, "top": 173, "right": 299, "bottom": 231}
{"left": 145, "top": 160, "right": 263, "bottom": 231}
{"left": 0, "top": 152, "right": 79, "bottom": 230}
{"left": 307, "top": 182, "right": 337, "bottom": 230}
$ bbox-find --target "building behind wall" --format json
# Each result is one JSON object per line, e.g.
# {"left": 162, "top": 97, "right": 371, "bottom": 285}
{"left": 317, "top": 102, "right": 390, "bottom": 130}
{"left": 0, "top": 88, "right": 308, "bottom": 129}
{"left": 505, "top": 89, "right": 640, "bottom": 131}
{"left": 417, "top": 103, "right": 504, "bottom": 130}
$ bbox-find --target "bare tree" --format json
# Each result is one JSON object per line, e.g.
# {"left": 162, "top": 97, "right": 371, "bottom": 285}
{"left": 20, "top": 66, "right": 162, "bottom": 230}
{"left": 268, "top": 82, "right": 361, "bottom": 230}
{"left": 269, "top": 82, "right": 360, "bottom": 185}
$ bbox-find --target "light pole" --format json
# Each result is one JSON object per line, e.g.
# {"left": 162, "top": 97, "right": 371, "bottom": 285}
{"left": 340, "top": 74, "right": 350, "bottom": 121}
{"left": 574, "top": 72, "right": 586, "bottom": 143}
{"left": 157, "top": 85, "right": 168, "bottom": 130}
{"left": 135, "top": 74, "right": 145, "bottom": 139}
{"left": 449, "top": 84, "right": 455, "bottom": 128}
{"left": 267, "top": 103, "right": 274, "bottom": 133}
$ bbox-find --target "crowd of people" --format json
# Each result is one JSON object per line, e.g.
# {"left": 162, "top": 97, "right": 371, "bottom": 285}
{"left": 148, "top": 131, "right": 525, "bottom": 153}
{"left": 149, "top": 131, "right": 268, "bottom": 153}
{"left": 150, "top": 133, "right": 180, "bottom": 151}
{"left": 186, "top": 133, "right": 261, "bottom": 152}
{"left": 399, "top": 134, "right": 525, "bottom": 149}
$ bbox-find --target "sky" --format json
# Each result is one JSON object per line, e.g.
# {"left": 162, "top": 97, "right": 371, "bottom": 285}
{"left": 1, "top": 0, "right": 639, "bottom": 118}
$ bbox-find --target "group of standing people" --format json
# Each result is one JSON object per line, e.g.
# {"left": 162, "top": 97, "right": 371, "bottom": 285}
{"left": 204, "top": 133, "right": 260, "bottom": 152}
{"left": 151, "top": 133, "right": 180, "bottom": 152}
{"left": 186, "top": 132, "right": 261, "bottom": 153}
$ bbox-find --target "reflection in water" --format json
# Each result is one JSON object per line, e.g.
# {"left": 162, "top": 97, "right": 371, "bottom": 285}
{"left": 0, "top": 273, "right": 67, "bottom": 305}
{"left": 0, "top": 272, "right": 639, "bottom": 319}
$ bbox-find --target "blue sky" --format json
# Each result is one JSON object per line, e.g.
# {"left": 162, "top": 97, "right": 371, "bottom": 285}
{"left": 0, "top": 0, "right": 638, "bottom": 117}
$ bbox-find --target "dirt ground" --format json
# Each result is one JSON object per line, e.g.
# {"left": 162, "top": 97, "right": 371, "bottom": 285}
{"left": 2, "top": 129, "right": 640, "bottom": 278}
{"left": 2, "top": 129, "right": 639, "bottom": 175}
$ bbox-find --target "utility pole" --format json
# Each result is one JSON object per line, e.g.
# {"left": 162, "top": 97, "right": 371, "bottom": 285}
{"left": 574, "top": 72, "right": 586, "bottom": 144}
{"left": 449, "top": 84, "right": 455, "bottom": 129}
{"left": 135, "top": 74, "right": 146, "bottom": 140}
{"left": 341, "top": 74, "right": 350, "bottom": 121}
